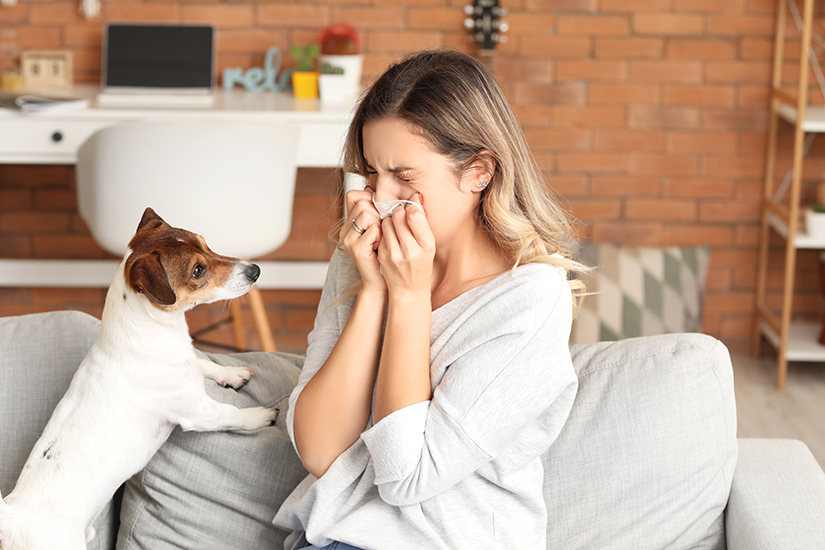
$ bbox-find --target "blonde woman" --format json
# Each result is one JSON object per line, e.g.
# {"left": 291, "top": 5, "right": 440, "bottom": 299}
{"left": 274, "top": 49, "right": 584, "bottom": 550}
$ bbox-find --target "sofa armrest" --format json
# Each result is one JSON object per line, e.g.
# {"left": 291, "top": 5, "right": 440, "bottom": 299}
{"left": 726, "top": 438, "right": 825, "bottom": 549}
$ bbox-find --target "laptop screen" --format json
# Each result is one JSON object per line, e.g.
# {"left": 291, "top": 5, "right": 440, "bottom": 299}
{"left": 103, "top": 24, "right": 214, "bottom": 89}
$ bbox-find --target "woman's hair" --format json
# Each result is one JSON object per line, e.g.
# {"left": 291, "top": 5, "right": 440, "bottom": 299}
{"left": 339, "top": 49, "right": 587, "bottom": 313}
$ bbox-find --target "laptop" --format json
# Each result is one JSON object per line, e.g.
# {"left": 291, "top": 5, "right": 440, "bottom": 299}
{"left": 97, "top": 24, "right": 215, "bottom": 108}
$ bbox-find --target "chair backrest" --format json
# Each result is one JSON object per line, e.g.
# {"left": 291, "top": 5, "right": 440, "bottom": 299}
{"left": 76, "top": 120, "right": 299, "bottom": 259}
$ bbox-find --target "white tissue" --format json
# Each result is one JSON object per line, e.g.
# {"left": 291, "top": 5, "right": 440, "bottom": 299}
{"left": 373, "top": 196, "right": 424, "bottom": 220}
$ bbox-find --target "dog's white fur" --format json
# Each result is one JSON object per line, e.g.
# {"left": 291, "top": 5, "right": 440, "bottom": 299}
{"left": 0, "top": 209, "right": 277, "bottom": 550}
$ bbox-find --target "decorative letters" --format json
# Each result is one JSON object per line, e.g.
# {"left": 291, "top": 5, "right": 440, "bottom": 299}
{"left": 223, "top": 47, "right": 291, "bottom": 92}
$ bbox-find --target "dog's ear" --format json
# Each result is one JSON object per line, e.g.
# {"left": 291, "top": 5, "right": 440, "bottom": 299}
{"left": 128, "top": 251, "right": 177, "bottom": 306}
{"left": 137, "top": 207, "right": 167, "bottom": 233}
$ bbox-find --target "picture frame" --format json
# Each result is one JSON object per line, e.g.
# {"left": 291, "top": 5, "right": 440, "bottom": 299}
{"left": 21, "top": 50, "right": 73, "bottom": 90}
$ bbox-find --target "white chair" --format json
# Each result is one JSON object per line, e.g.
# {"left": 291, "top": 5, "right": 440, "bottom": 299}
{"left": 76, "top": 119, "right": 300, "bottom": 352}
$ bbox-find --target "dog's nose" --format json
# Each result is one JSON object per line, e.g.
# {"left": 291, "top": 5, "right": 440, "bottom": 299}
{"left": 245, "top": 264, "right": 261, "bottom": 283}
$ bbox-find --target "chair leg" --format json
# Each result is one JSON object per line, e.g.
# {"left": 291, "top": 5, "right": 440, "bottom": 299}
{"left": 229, "top": 298, "right": 247, "bottom": 351}
{"left": 247, "top": 286, "right": 276, "bottom": 352}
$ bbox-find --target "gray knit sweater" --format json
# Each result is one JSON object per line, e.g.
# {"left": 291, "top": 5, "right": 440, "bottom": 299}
{"left": 273, "top": 251, "right": 578, "bottom": 550}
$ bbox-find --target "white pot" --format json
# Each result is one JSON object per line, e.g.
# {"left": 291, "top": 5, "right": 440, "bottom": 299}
{"left": 806, "top": 208, "right": 825, "bottom": 237}
{"left": 318, "top": 73, "right": 347, "bottom": 103}
{"left": 317, "top": 54, "right": 362, "bottom": 99}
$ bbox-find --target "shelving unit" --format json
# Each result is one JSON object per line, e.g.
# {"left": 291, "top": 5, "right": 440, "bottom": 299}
{"left": 754, "top": 0, "right": 825, "bottom": 388}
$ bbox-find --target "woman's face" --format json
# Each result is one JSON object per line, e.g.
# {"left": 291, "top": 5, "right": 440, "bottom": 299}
{"left": 362, "top": 118, "right": 480, "bottom": 246}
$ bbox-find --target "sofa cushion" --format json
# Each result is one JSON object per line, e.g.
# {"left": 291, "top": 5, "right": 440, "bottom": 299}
{"left": 116, "top": 350, "right": 308, "bottom": 550}
{"left": 0, "top": 311, "right": 117, "bottom": 550}
{"left": 570, "top": 243, "right": 710, "bottom": 344}
{"left": 543, "top": 333, "right": 736, "bottom": 549}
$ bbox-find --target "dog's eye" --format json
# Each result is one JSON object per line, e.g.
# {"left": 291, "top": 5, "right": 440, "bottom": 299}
{"left": 192, "top": 265, "right": 206, "bottom": 279}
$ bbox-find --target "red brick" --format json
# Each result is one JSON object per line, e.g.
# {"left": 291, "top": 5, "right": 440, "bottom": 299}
{"left": 630, "top": 60, "right": 702, "bottom": 83}
{"left": 591, "top": 176, "right": 661, "bottom": 196}
{"left": 663, "top": 224, "right": 736, "bottom": 246}
{"left": 407, "top": 8, "right": 463, "bottom": 31}
{"left": 626, "top": 199, "right": 697, "bottom": 221}
{"left": 366, "top": 30, "right": 442, "bottom": 52}
{"left": 182, "top": 5, "right": 253, "bottom": 28}
{"left": 337, "top": 7, "right": 405, "bottom": 29}
{"left": 594, "top": 38, "right": 663, "bottom": 58}
{"left": 567, "top": 200, "right": 622, "bottom": 219}
{"left": 630, "top": 153, "right": 699, "bottom": 177}
{"left": 702, "top": 110, "right": 768, "bottom": 131}
{"left": 556, "top": 106, "right": 626, "bottom": 128}
{"left": 104, "top": 2, "right": 179, "bottom": 22}
{"left": 594, "top": 129, "right": 664, "bottom": 151}
{"left": 629, "top": 106, "right": 700, "bottom": 129}
{"left": 496, "top": 58, "right": 554, "bottom": 84}
{"left": 257, "top": 4, "right": 330, "bottom": 28}
{"left": 706, "top": 61, "right": 771, "bottom": 84}
{"left": 663, "top": 178, "right": 736, "bottom": 199}
{"left": 667, "top": 132, "right": 738, "bottom": 155}
{"left": 589, "top": 83, "right": 659, "bottom": 105}
{"left": 591, "top": 222, "right": 663, "bottom": 245}
{"left": 633, "top": 14, "right": 705, "bottom": 35}
{"left": 513, "top": 82, "right": 586, "bottom": 105}
{"left": 557, "top": 14, "right": 630, "bottom": 36}
{"left": 663, "top": 84, "right": 735, "bottom": 107}
{"left": 0, "top": 212, "right": 71, "bottom": 234}
{"left": 707, "top": 15, "right": 774, "bottom": 36}
{"left": 557, "top": 152, "right": 629, "bottom": 174}
{"left": 673, "top": 0, "right": 746, "bottom": 13}
{"left": 29, "top": 3, "right": 87, "bottom": 24}
{"left": 600, "top": 0, "right": 668, "bottom": 9}
{"left": 525, "top": 128, "right": 592, "bottom": 151}
{"left": 556, "top": 59, "right": 627, "bottom": 82}
{"left": 666, "top": 39, "right": 737, "bottom": 60}
{"left": 702, "top": 156, "right": 765, "bottom": 178}
{"left": 16, "top": 26, "right": 62, "bottom": 50}
{"left": 526, "top": 0, "right": 597, "bottom": 9}
{"left": 520, "top": 36, "right": 591, "bottom": 58}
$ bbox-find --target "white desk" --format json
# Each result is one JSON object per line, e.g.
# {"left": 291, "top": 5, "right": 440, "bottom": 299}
{"left": 0, "top": 85, "right": 359, "bottom": 289}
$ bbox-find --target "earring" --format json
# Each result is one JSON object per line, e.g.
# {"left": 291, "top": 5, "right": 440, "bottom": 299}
{"left": 476, "top": 181, "right": 490, "bottom": 190}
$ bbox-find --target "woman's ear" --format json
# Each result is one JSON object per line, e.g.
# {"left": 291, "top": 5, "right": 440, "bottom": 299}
{"left": 465, "top": 150, "right": 497, "bottom": 193}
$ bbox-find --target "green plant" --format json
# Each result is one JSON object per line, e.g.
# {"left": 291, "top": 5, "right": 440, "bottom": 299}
{"left": 320, "top": 23, "right": 360, "bottom": 55}
{"left": 320, "top": 62, "right": 344, "bottom": 75}
{"left": 290, "top": 43, "right": 319, "bottom": 72}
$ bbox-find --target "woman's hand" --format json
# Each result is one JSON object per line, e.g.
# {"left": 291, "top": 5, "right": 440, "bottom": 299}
{"left": 341, "top": 188, "right": 386, "bottom": 293}
{"left": 377, "top": 193, "right": 435, "bottom": 298}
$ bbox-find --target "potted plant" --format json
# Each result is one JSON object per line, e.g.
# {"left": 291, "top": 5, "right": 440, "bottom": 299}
{"left": 290, "top": 43, "right": 319, "bottom": 99}
{"left": 317, "top": 23, "right": 362, "bottom": 99}
{"left": 806, "top": 182, "right": 825, "bottom": 238}
{"left": 318, "top": 61, "right": 347, "bottom": 103}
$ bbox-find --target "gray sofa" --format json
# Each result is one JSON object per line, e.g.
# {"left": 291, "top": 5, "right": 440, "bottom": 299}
{"left": 1, "top": 311, "right": 824, "bottom": 549}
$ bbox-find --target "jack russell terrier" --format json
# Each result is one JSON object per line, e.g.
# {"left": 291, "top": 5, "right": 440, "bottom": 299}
{"left": 0, "top": 208, "right": 278, "bottom": 550}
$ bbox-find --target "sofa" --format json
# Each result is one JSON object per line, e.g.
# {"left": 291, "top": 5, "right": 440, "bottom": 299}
{"left": 1, "top": 311, "right": 824, "bottom": 549}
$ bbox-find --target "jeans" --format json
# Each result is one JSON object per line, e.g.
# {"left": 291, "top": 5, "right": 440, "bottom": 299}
{"left": 300, "top": 543, "right": 366, "bottom": 550}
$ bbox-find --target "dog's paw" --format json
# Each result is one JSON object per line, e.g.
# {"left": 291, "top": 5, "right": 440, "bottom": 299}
{"left": 216, "top": 367, "right": 254, "bottom": 390}
{"left": 243, "top": 406, "right": 279, "bottom": 430}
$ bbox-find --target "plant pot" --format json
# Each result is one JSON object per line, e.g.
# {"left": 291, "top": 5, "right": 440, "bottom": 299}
{"left": 317, "top": 54, "right": 362, "bottom": 99}
{"left": 806, "top": 208, "right": 825, "bottom": 238}
{"left": 318, "top": 73, "right": 348, "bottom": 103}
{"left": 292, "top": 71, "right": 319, "bottom": 99}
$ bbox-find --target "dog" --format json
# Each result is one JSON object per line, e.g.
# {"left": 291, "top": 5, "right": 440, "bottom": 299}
{"left": 0, "top": 208, "right": 278, "bottom": 550}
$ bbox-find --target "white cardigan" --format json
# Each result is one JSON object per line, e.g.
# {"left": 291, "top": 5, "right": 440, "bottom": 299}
{"left": 274, "top": 251, "right": 578, "bottom": 550}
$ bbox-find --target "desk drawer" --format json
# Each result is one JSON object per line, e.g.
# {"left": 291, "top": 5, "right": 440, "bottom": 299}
{"left": 0, "top": 119, "right": 117, "bottom": 163}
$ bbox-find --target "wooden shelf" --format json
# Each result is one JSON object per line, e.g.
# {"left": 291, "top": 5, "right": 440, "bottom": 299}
{"left": 761, "top": 321, "right": 825, "bottom": 362}
{"left": 777, "top": 103, "right": 825, "bottom": 133}
{"left": 768, "top": 211, "right": 825, "bottom": 249}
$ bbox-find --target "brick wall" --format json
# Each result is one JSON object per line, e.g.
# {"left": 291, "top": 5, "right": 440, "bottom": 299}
{"left": 2, "top": 0, "right": 822, "bottom": 354}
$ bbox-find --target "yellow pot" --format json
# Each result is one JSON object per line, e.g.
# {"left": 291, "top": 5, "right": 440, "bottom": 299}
{"left": 292, "top": 71, "right": 319, "bottom": 99}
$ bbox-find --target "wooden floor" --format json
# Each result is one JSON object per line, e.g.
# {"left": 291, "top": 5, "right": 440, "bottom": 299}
{"left": 732, "top": 353, "right": 825, "bottom": 468}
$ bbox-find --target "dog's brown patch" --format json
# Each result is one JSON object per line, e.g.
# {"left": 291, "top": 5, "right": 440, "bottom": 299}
{"left": 124, "top": 208, "right": 239, "bottom": 311}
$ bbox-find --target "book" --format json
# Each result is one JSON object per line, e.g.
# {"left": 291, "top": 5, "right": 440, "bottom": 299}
{"left": 0, "top": 92, "right": 89, "bottom": 113}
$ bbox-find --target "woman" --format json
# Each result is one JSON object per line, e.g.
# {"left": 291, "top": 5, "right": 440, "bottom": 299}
{"left": 273, "top": 49, "right": 584, "bottom": 550}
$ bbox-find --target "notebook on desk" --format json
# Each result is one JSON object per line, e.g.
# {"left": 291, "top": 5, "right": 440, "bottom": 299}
{"left": 97, "top": 24, "right": 215, "bottom": 108}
